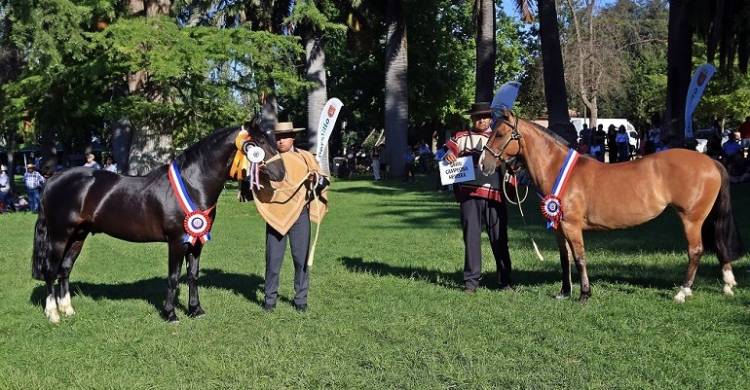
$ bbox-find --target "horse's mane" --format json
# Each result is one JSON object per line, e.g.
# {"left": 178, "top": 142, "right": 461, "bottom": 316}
{"left": 173, "top": 126, "right": 240, "bottom": 166}
{"left": 520, "top": 118, "right": 571, "bottom": 147}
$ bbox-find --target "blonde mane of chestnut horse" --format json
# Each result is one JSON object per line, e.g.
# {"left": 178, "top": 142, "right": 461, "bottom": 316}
{"left": 480, "top": 110, "right": 744, "bottom": 302}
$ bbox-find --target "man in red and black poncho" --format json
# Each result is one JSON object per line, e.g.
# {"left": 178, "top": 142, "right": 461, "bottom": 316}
{"left": 443, "top": 102, "right": 512, "bottom": 293}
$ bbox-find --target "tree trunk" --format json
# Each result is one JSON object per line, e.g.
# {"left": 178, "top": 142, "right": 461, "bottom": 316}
{"left": 385, "top": 0, "right": 409, "bottom": 178}
{"left": 665, "top": 0, "right": 692, "bottom": 146}
{"left": 538, "top": 0, "right": 575, "bottom": 145}
{"left": 475, "top": 0, "right": 496, "bottom": 102}
{"left": 122, "top": 0, "right": 173, "bottom": 175}
{"left": 305, "top": 33, "right": 327, "bottom": 152}
{"left": 127, "top": 126, "right": 173, "bottom": 175}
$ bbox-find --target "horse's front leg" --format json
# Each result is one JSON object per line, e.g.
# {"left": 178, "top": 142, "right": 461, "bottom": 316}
{"left": 186, "top": 244, "right": 205, "bottom": 318}
{"left": 555, "top": 230, "right": 573, "bottom": 299}
{"left": 563, "top": 226, "right": 591, "bottom": 301}
{"left": 163, "top": 239, "right": 186, "bottom": 323}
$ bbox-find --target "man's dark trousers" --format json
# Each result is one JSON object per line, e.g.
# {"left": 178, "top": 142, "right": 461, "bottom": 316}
{"left": 264, "top": 207, "right": 310, "bottom": 307}
{"left": 461, "top": 197, "right": 511, "bottom": 289}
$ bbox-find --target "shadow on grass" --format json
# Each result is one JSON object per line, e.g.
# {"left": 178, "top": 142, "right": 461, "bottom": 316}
{"left": 340, "top": 257, "right": 738, "bottom": 293}
{"left": 29, "top": 268, "right": 265, "bottom": 315}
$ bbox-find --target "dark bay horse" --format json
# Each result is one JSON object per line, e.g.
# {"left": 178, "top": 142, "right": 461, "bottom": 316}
{"left": 480, "top": 110, "right": 744, "bottom": 302}
{"left": 32, "top": 120, "right": 284, "bottom": 323}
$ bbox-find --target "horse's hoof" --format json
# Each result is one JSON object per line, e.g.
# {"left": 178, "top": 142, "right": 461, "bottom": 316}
{"left": 60, "top": 306, "right": 76, "bottom": 317}
{"left": 674, "top": 286, "right": 692, "bottom": 303}
{"left": 555, "top": 293, "right": 571, "bottom": 300}
{"left": 188, "top": 306, "right": 206, "bottom": 318}
{"left": 578, "top": 295, "right": 589, "bottom": 303}
{"left": 723, "top": 284, "right": 735, "bottom": 296}
{"left": 162, "top": 310, "right": 179, "bottom": 323}
{"left": 44, "top": 309, "right": 60, "bottom": 325}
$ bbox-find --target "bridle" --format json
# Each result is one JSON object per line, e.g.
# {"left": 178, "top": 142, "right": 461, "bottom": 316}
{"left": 483, "top": 113, "right": 521, "bottom": 164}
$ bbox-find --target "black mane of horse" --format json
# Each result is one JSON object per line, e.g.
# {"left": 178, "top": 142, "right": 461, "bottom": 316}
{"left": 31, "top": 123, "right": 284, "bottom": 323}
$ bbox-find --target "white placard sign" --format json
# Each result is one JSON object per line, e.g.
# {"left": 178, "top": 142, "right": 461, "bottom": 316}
{"left": 439, "top": 156, "right": 476, "bottom": 185}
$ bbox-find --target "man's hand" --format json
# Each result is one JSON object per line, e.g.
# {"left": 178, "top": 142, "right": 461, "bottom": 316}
{"left": 444, "top": 151, "right": 457, "bottom": 163}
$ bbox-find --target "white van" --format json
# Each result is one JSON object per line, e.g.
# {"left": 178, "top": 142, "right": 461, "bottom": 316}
{"left": 570, "top": 118, "right": 639, "bottom": 149}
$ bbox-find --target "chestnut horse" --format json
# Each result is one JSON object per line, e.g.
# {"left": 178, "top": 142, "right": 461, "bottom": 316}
{"left": 32, "top": 119, "right": 285, "bottom": 323}
{"left": 480, "top": 110, "right": 744, "bottom": 302}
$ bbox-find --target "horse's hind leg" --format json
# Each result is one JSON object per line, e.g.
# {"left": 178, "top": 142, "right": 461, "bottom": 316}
{"left": 556, "top": 231, "right": 573, "bottom": 299}
{"left": 186, "top": 244, "right": 205, "bottom": 317}
{"left": 674, "top": 217, "right": 704, "bottom": 303}
{"left": 57, "top": 231, "right": 88, "bottom": 316}
{"left": 43, "top": 241, "right": 66, "bottom": 324}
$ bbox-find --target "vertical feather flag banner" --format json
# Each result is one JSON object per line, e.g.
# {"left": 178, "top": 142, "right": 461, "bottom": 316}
{"left": 684, "top": 64, "right": 716, "bottom": 139}
{"left": 491, "top": 81, "right": 522, "bottom": 124}
{"left": 315, "top": 98, "right": 343, "bottom": 176}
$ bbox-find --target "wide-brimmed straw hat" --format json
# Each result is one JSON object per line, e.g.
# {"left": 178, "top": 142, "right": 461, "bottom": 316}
{"left": 465, "top": 102, "right": 493, "bottom": 116}
{"left": 273, "top": 122, "right": 305, "bottom": 134}
{"left": 26, "top": 163, "right": 35, "bottom": 169}
{"left": 0, "top": 165, "right": 6, "bottom": 171}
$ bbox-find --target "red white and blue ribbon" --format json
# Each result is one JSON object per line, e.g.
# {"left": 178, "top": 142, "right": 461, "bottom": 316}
{"left": 168, "top": 161, "right": 213, "bottom": 245}
{"left": 541, "top": 149, "right": 580, "bottom": 229}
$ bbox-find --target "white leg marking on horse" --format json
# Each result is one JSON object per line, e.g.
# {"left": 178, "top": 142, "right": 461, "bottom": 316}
{"left": 478, "top": 150, "right": 486, "bottom": 173}
{"left": 58, "top": 292, "right": 75, "bottom": 316}
{"left": 722, "top": 268, "right": 737, "bottom": 296}
{"left": 45, "top": 294, "right": 60, "bottom": 324}
{"left": 723, "top": 269, "right": 737, "bottom": 287}
{"left": 673, "top": 287, "right": 692, "bottom": 303}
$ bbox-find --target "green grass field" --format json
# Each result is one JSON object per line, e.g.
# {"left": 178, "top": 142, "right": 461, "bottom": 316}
{"left": 1, "top": 176, "right": 749, "bottom": 388}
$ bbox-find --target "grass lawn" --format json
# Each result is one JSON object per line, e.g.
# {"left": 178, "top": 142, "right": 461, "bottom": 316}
{"left": 1, "top": 175, "right": 749, "bottom": 388}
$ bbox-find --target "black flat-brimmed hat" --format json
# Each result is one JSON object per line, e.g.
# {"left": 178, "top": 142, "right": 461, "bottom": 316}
{"left": 465, "top": 102, "right": 493, "bottom": 116}
{"left": 273, "top": 121, "right": 306, "bottom": 134}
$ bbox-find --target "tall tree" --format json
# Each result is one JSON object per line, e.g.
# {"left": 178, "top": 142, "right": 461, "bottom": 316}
{"left": 123, "top": 0, "right": 174, "bottom": 175}
{"left": 537, "top": 0, "right": 575, "bottom": 144}
{"left": 475, "top": 0, "right": 496, "bottom": 102}
{"left": 515, "top": 0, "right": 576, "bottom": 144}
{"left": 563, "top": 0, "right": 630, "bottom": 129}
{"left": 384, "top": 0, "right": 408, "bottom": 177}
{"left": 664, "top": 0, "right": 692, "bottom": 146}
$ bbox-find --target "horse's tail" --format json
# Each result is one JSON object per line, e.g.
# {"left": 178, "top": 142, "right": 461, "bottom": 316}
{"left": 702, "top": 161, "right": 744, "bottom": 263}
{"left": 32, "top": 200, "right": 49, "bottom": 280}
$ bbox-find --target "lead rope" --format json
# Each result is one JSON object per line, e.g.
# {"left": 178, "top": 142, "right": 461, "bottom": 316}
{"left": 504, "top": 172, "right": 545, "bottom": 261}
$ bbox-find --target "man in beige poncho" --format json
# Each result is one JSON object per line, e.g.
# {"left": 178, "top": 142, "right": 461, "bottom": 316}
{"left": 253, "top": 122, "right": 329, "bottom": 312}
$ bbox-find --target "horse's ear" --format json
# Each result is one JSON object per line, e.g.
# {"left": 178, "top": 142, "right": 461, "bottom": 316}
{"left": 501, "top": 108, "right": 511, "bottom": 119}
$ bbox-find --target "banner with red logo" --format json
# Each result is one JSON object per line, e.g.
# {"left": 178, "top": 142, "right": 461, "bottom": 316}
{"left": 315, "top": 98, "right": 343, "bottom": 176}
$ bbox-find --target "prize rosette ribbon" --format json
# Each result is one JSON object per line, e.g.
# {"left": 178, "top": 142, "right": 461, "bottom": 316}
{"left": 183, "top": 210, "right": 213, "bottom": 244}
{"left": 541, "top": 194, "right": 563, "bottom": 229}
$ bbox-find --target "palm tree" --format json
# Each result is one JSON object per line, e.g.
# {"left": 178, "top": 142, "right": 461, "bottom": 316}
{"left": 475, "top": 0, "right": 496, "bottom": 102}
{"left": 514, "top": 0, "right": 576, "bottom": 144}
{"left": 385, "top": 0, "right": 408, "bottom": 177}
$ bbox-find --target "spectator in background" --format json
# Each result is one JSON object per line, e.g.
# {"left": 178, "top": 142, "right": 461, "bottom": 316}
{"left": 607, "top": 124, "right": 618, "bottom": 162}
{"left": 404, "top": 148, "right": 416, "bottom": 182}
{"left": 0, "top": 165, "right": 11, "bottom": 211}
{"left": 103, "top": 156, "right": 118, "bottom": 173}
{"left": 371, "top": 146, "right": 381, "bottom": 181}
{"left": 615, "top": 125, "right": 630, "bottom": 162}
{"left": 578, "top": 123, "right": 592, "bottom": 155}
{"left": 738, "top": 116, "right": 750, "bottom": 149}
{"left": 23, "top": 164, "right": 45, "bottom": 213}
{"left": 591, "top": 124, "right": 606, "bottom": 162}
{"left": 723, "top": 131, "right": 742, "bottom": 159}
{"left": 83, "top": 153, "right": 101, "bottom": 169}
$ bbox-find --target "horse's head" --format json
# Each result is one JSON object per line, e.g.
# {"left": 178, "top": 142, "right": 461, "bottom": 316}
{"left": 238, "top": 117, "right": 286, "bottom": 181}
{"left": 480, "top": 109, "right": 521, "bottom": 176}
